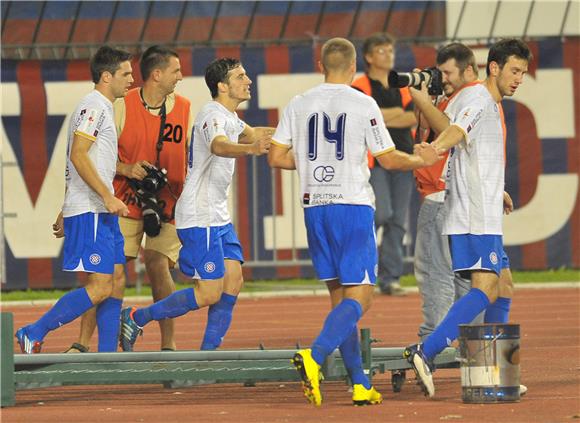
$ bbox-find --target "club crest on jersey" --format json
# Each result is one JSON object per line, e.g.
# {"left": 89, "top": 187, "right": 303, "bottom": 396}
{"left": 89, "top": 254, "right": 101, "bottom": 265}
{"left": 489, "top": 251, "right": 498, "bottom": 265}
{"left": 204, "top": 262, "right": 216, "bottom": 273}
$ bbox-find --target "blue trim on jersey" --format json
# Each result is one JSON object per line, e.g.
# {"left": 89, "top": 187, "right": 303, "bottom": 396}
{"left": 304, "top": 204, "right": 377, "bottom": 285}
{"left": 449, "top": 234, "right": 505, "bottom": 276}
{"left": 62, "top": 212, "right": 125, "bottom": 275}
{"left": 177, "top": 223, "right": 244, "bottom": 280}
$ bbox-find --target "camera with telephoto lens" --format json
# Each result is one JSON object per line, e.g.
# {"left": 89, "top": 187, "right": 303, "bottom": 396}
{"left": 388, "top": 67, "right": 443, "bottom": 96}
{"left": 131, "top": 165, "right": 168, "bottom": 237}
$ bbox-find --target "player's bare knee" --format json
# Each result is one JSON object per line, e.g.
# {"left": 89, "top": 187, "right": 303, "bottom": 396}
{"left": 86, "top": 280, "right": 114, "bottom": 304}
{"left": 195, "top": 280, "right": 223, "bottom": 307}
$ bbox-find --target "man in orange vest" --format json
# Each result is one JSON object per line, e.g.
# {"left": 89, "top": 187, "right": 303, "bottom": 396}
{"left": 55, "top": 45, "right": 193, "bottom": 352}
{"left": 352, "top": 33, "right": 417, "bottom": 296}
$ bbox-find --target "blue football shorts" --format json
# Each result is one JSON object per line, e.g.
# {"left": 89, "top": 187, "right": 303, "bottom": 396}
{"left": 449, "top": 234, "right": 509, "bottom": 276}
{"left": 304, "top": 204, "right": 377, "bottom": 285}
{"left": 63, "top": 212, "right": 125, "bottom": 275}
{"left": 177, "top": 223, "right": 244, "bottom": 280}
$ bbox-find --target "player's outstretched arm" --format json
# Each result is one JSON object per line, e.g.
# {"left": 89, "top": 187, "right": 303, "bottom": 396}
{"left": 238, "top": 125, "right": 275, "bottom": 145}
{"left": 268, "top": 142, "right": 295, "bottom": 170}
{"left": 211, "top": 135, "right": 270, "bottom": 158}
{"left": 376, "top": 145, "right": 439, "bottom": 171}
{"left": 432, "top": 125, "right": 466, "bottom": 154}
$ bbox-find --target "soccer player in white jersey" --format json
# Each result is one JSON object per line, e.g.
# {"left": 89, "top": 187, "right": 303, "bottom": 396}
{"left": 268, "top": 37, "right": 439, "bottom": 406}
{"left": 406, "top": 39, "right": 532, "bottom": 398}
{"left": 15, "top": 46, "right": 133, "bottom": 354}
{"left": 119, "top": 58, "right": 272, "bottom": 352}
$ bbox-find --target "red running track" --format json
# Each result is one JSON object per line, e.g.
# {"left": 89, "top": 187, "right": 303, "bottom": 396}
{"left": 2, "top": 287, "right": 579, "bottom": 423}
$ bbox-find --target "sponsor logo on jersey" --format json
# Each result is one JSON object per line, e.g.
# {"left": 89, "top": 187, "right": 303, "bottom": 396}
{"left": 303, "top": 193, "right": 310, "bottom": 205}
{"left": 466, "top": 109, "right": 483, "bottom": 133}
{"left": 310, "top": 193, "right": 344, "bottom": 205}
{"left": 89, "top": 253, "right": 101, "bottom": 265}
{"left": 313, "top": 166, "right": 335, "bottom": 183}
{"left": 370, "top": 118, "right": 377, "bottom": 126}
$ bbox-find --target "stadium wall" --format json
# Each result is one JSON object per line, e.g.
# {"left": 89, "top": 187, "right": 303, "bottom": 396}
{"left": 1, "top": 39, "right": 578, "bottom": 289}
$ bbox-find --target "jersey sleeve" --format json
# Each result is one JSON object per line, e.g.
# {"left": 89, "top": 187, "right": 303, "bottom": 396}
{"left": 448, "top": 96, "right": 486, "bottom": 146}
{"left": 74, "top": 106, "right": 107, "bottom": 141}
{"left": 200, "top": 112, "right": 228, "bottom": 145}
{"left": 365, "top": 102, "right": 395, "bottom": 156}
{"left": 272, "top": 102, "right": 293, "bottom": 148}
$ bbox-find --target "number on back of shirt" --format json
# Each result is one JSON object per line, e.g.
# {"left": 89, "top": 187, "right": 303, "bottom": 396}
{"left": 307, "top": 112, "right": 346, "bottom": 161}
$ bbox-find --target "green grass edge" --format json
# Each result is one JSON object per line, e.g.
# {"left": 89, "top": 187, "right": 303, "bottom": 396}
{"left": 1, "top": 269, "right": 578, "bottom": 302}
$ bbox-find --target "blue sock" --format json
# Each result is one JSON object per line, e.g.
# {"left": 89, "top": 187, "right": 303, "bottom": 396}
{"left": 423, "top": 288, "right": 490, "bottom": 360}
{"left": 338, "top": 325, "right": 370, "bottom": 389}
{"left": 311, "top": 298, "right": 363, "bottom": 365}
{"left": 200, "top": 293, "right": 237, "bottom": 350}
{"left": 96, "top": 297, "right": 123, "bottom": 352}
{"left": 134, "top": 288, "right": 198, "bottom": 327}
{"left": 484, "top": 297, "right": 511, "bottom": 323}
{"left": 27, "top": 288, "right": 94, "bottom": 341}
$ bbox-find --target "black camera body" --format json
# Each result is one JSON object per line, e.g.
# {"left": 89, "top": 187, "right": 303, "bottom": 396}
{"left": 388, "top": 68, "right": 443, "bottom": 96}
{"left": 131, "top": 165, "right": 168, "bottom": 237}
{"left": 140, "top": 165, "right": 168, "bottom": 194}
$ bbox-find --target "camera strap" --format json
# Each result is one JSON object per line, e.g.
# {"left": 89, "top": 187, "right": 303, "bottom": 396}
{"left": 154, "top": 101, "right": 180, "bottom": 221}
{"left": 155, "top": 101, "right": 167, "bottom": 168}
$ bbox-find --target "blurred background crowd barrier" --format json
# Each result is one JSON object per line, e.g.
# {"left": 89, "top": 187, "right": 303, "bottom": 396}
{"left": 1, "top": 1, "right": 578, "bottom": 289}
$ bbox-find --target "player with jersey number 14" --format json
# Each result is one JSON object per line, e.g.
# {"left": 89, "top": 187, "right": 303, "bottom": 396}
{"left": 268, "top": 37, "right": 439, "bottom": 406}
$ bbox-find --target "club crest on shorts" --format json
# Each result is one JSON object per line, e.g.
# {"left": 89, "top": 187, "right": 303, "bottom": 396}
{"left": 204, "top": 262, "right": 216, "bottom": 273}
{"left": 489, "top": 251, "right": 498, "bottom": 265}
{"left": 89, "top": 254, "right": 101, "bottom": 265}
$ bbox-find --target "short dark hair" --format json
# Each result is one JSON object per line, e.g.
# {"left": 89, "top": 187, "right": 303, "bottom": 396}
{"left": 90, "top": 46, "right": 132, "bottom": 84}
{"left": 437, "top": 43, "right": 478, "bottom": 77}
{"left": 486, "top": 38, "right": 532, "bottom": 76}
{"left": 140, "top": 45, "right": 179, "bottom": 81}
{"left": 204, "top": 58, "right": 241, "bottom": 98}
{"left": 362, "top": 32, "right": 395, "bottom": 67}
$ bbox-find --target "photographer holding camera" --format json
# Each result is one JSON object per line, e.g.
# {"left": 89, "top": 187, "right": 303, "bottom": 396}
{"left": 61, "top": 45, "right": 192, "bottom": 353}
{"left": 408, "top": 43, "right": 518, "bottom": 353}
{"left": 352, "top": 33, "right": 417, "bottom": 296}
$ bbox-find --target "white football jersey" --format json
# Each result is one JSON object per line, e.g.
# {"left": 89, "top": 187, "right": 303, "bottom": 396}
{"left": 175, "top": 101, "right": 245, "bottom": 228}
{"left": 62, "top": 90, "right": 117, "bottom": 217}
{"left": 442, "top": 83, "right": 505, "bottom": 235}
{"left": 273, "top": 83, "right": 395, "bottom": 208}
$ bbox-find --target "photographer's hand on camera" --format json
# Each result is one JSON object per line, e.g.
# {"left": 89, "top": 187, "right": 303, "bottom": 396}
{"left": 409, "top": 78, "right": 432, "bottom": 108}
{"left": 118, "top": 160, "right": 151, "bottom": 180}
